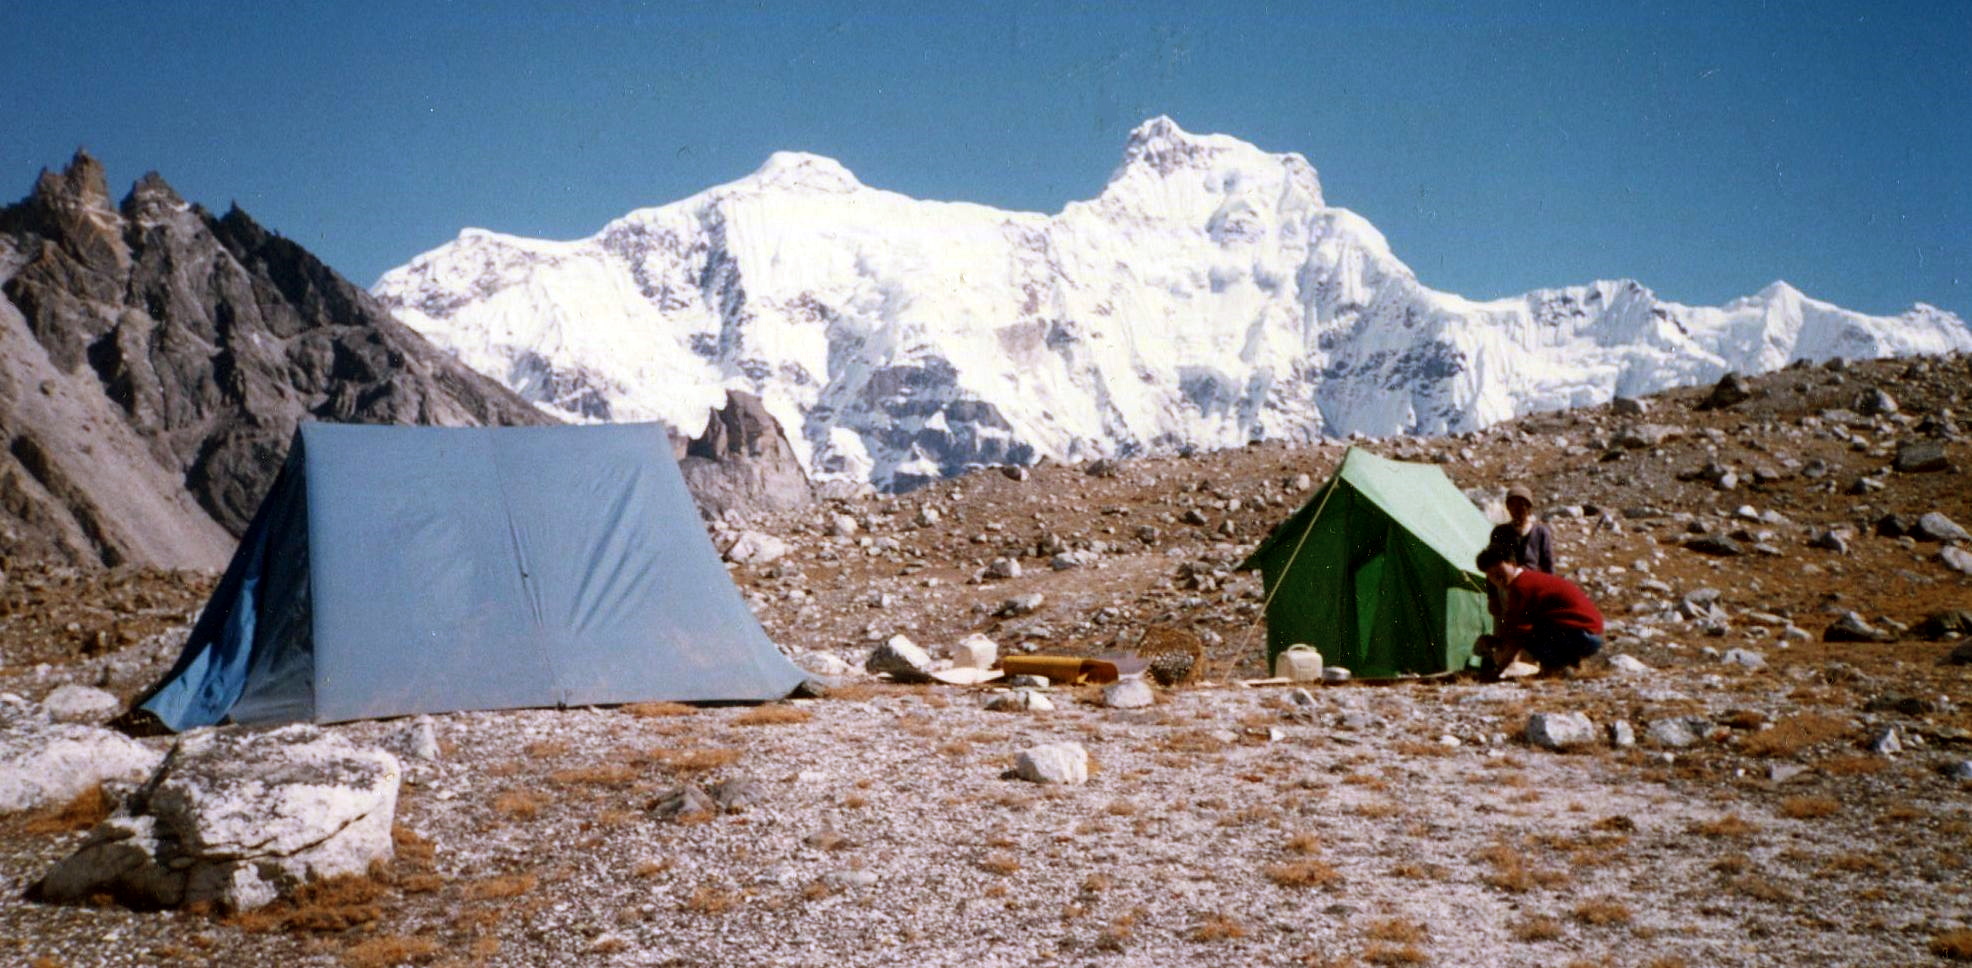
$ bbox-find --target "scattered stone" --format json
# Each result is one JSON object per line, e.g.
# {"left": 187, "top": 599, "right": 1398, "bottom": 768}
{"left": 1698, "top": 372, "right": 1753, "bottom": 410}
{"left": 1646, "top": 718, "right": 1700, "bottom": 748}
{"left": 1050, "top": 551, "right": 1091, "bottom": 571}
{"left": 32, "top": 724, "right": 400, "bottom": 912}
{"left": 1683, "top": 535, "right": 1744, "bottom": 557}
{"left": 1870, "top": 727, "right": 1902, "bottom": 756}
{"left": 1609, "top": 720, "right": 1636, "bottom": 749}
{"left": 1949, "top": 761, "right": 1972, "bottom": 782}
{"left": 997, "top": 593, "right": 1044, "bottom": 617}
{"left": 984, "top": 689, "right": 1054, "bottom": 713}
{"left": 1824, "top": 612, "right": 1893, "bottom": 643}
{"left": 796, "top": 651, "right": 854, "bottom": 677}
{"left": 1287, "top": 688, "right": 1318, "bottom": 708}
{"left": 40, "top": 685, "right": 120, "bottom": 725}
{"left": 915, "top": 506, "right": 941, "bottom": 527}
{"left": 1102, "top": 676, "right": 1155, "bottom": 709}
{"left": 985, "top": 557, "right": 1022, "bottom": 580}
{"left": 1913, "top": 512, "right": 1970, "bottom": 543}
{"left": 707, "top": 776, "right": 766, "bottom": 812}
{"left": 1721, "top": 649, "right": 1767, "bottom": 671}
{"left": 1014, "top": 742, "right": 1089, "bottom": 784}
{"left": 1000, "top": 465, "right": 1029, "bottom": 482}
{"left": 1876, "top": 513, "right": 1914, "bottom": 538}
{"left": 721, "top": 530, "right": 788, "bottom": 565}
{"left": 1606, "top": 654, "right": 1651, "bottom": 676}
{"left": 1855, "top": 387, "right": 1899, "bottom": 416}
{"left": 825, "top": 869, "right": 879, "bottom": 889}
{"left": 1084, "top": 459, "right": 1119, "bottom": 478}
{"left": 1611, "top": 396, "right": 1648, "bottom": 416}
{"left": 1847, "top": 475, "right": 1885, "bottom": 495}
{"left": 828, "top": 514, "right": 860, "bottom": 538}
{"left": 1525, "top": 712, "right": 1597, "bottom": 750}
{"left": 1768, "top": 763, "right": 1808, "bottom": 784}
{"left": 1894, "top": 439, "right": 1951, "bottom": 473}
{"left": 865, "top": 635, "right": 935, "bottom": 682}
{"left": 390, "top": 716, "right": 441, "bottom": 762}
{"left": 650, "top": 782, "right": 716, "bottom": 819}
{"left": 1005, "top": 675, "right": 1050, "bottom": 689}
{"left": 1807, "top": 529, "right": 1850, "bottom": 554}
{"left": 1942, "top": 546, "right": 1972, "bottom": 576}
{"left": 1800, "top": 458, "right": 1830, "bottom": 479}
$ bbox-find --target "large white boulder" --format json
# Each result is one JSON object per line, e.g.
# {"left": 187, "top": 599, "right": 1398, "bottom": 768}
{"left": 33, "top": 724, "right": 401, "bottom": 911}
{"left": 1014, "top": 742, "right": 1089, "bottom": 785}
{"left": 0, "top": 695, "right": 162, "bottom": 814}
{"left": 41, "top": 684, "right": 123, "bottom": 725}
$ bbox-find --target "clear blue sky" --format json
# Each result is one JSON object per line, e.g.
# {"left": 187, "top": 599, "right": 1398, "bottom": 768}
{"left": 6, "top": 2, "right": 1968, "bottom": 319}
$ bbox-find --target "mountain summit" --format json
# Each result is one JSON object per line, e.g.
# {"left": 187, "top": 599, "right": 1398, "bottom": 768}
{"left": 374, "top": 119, "right": 1971, "bottom": 490}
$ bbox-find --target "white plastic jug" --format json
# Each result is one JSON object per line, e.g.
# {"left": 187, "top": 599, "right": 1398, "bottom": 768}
{"left": 1276, "top": 644, "right": 1323, "bottom": 681}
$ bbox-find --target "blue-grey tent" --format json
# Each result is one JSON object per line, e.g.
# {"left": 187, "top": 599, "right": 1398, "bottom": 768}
{"left": 138, "top": 422, "right": 806, "bottom": 730}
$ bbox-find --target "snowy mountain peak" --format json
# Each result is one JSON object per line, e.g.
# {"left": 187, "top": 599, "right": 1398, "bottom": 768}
{"left": 374, "top": 122, "right": 1971, "bottom": 491}
{"left": 739, "top": 151, "right": 862, "bottom": 194}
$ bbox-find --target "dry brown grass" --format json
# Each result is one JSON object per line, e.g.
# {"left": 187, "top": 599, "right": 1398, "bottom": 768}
{"left": 1821, "top": 852, "right": 1886, "bottom": 874}
{"left": 1157, "top": 728, "right": 1230, "bottom": 754}
{"left": 1365, "top": 919, "right": 1427, "bottom": 943}
{"left": 522, "top": 739, "right": 570, "bottom": 758}
{"left": 463, "top": 873, "right": 537, "bottom": 900}
{"left": 1777, "top": 795, "right": 1840, "bottom": 819}
{"left": 733, "top": 704, "right": 812, "bottom": 726}
{"left": 1190, "top": 913, "right": 1248, "bottom": 942}
{"left": 23, "top": 784, "right": 113, "bottom": 835}
{"left": 1474, "top": 843, "right": 1568, "bottom": 893}
{"left": 682, "top": 885, "right": 743, "bottom": 914}
{"left": 1690, "top": 814, "right": 1758, "bottom": 838}
{"left": 1094, "top": 906, "right": 1145, "bottom": 952}
{"left": 937, "top": 739, "right": 972, "bottom": 758}
{"left": 1709, "top": 852, "right": 1752, "bottom": 874}
{"left": 1286, "top": 831, "right": 1322, "bottom": 854}
{"left": 622, "top": 701, "right": 697, "bottom": 718}
{"left": 634, "top": 858, "right": 674, "bottom": 878}
{"left": 340, "top": 935, "right": 439, "bottom": 968}
{"left": 1354, "top": 801, "right": 1402, "bottom": 819}
{"left": 1932, "top": 930, "right": 1972, "bottom": 961}
{"left": 978, "top": 852, "right": 1022, "bottom": 875}
{"left": 1265, "top": 859, "right": 1343, "bottom": 889}
{"left": 1389, "top": 861, "right": 1445, "bottom": 881}
{"left": 492, "top": 789, "right": 549, "bottom": 821}
{"left": 1510, "top": 915, "right": 1564, "bottom": 941}
{"left": 1392, "top": 740, "right": 1454, "bottom": 757}
{"left": 225, "top": 872, "right": 390, "bottom": 934}
{"left": 1739, "top": 713, "right": 1850, "bottom": 757}
{"left": 1731, "top": 875, "right": 1793, "bottom": 902}
{"left": 391, "top": 825, "right": 435, "bottom": 868}
{"left": 1361, "top": 942, "right": 1430, "bottom": 965}
{"left": 649, "top": 747, "right": 741, "bottom": 773}
{"left": 1571, "top": 898, "right": 1632, "bottom": 926}
{"left": 550, "top": 763, "right": 639, "bottom": 788}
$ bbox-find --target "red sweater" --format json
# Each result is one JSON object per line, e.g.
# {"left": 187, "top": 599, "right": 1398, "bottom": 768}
{"left": 1499, "top": 569, "right": 1604, "bottom": 646}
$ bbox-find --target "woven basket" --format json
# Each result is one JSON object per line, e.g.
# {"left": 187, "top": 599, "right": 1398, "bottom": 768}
{"left": 1136, "top": 626, "right": 1206, "bottom": 687}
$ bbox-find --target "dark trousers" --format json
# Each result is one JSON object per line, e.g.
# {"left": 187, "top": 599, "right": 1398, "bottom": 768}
{"left": 1527, "top": 627, "right": 1602, "bottom": 668}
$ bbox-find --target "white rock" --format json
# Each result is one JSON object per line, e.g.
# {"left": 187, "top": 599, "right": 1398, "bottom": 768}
{"left": 390, "top": 716, "right": 440, "bottom": 762}
{"left": 1014, "top": 742, "right": 1089, "bottom": 785}
{"left": 796, "top": 651, "right": 854, "bottom": 677}
{"left": 1721, "top": 648, "right": 1767, "bottom": 671}
{"left": 0, "top": 696, "right": 162, "bottom": 814}
{"left": 1871, "top": 727, "right": 1902, "bottom": 756}
{"left": 984, "top": 689, "right": 1054, "bottom": 713}
{"left": 1525, "top": 712, "right": 1597, "bottom": 750}
{"left": 722, "top": 530, "right": 788, "bottom": 565}
{"left": 33, "top": 724, "right": 399, "bottom": 911}
{"left": 1609, "top": 720, "right": 1637, "bottom": 748}
{"left": 1646, "top": 718, "right": 1700, "bottom": 748}
{"left": 1101, "top": 676, "right": 1155, "bottom": 709}
{"left": 828, "top": 514, "right": 860, "bottom": 538}
{"left": 1606, "top": 654, "right": 1651, "bottom": 676}
{"left": 950, "top": 634, "right": 998, "bottom": 670}
{"left": 1948, "top": 760, "right": 1972, "bottom": 781}
{"left": 864, "top": 635, "right": 933, "bottom": 681}
{"left": 41, "top": 684, "right": 122, "bottom": 725}
{"left": 985, "top": 557, "right": 1022, "bottom": 580}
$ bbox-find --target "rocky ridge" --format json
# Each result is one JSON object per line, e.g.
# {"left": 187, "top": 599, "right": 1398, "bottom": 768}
{"left": 0, "top": 152, "right": 553, "bottom": 569}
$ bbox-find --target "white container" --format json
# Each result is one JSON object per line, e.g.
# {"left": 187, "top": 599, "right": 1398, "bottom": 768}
{"left": 1276, "top": 644, "right": 1324, "bottom": 681}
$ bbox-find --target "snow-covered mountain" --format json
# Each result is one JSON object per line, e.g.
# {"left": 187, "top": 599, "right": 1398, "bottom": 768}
{"left": 373, "top": 117, "right": 1972, "bottom": 490}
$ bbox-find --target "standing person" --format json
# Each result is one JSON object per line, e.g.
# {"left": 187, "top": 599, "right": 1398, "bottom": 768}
{"left": 1472, "top": 546, "right": 1604, "bottom": 677}
{"left": 1486, "top": 484, "right": 1555, "bottom": 621}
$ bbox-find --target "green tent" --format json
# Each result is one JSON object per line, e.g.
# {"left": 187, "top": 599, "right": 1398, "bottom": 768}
{"left": 1240, "top": 447, "right": 1494, "bottom": 678}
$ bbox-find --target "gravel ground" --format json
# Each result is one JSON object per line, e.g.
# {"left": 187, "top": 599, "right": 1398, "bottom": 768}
{"left": 3, "top": 355, "right": 1970, "bottom": 967}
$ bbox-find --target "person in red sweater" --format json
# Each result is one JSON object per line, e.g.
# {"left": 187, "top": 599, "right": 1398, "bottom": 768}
{"left": 1473, "top": 545, "right": 1605, "bottom": 675}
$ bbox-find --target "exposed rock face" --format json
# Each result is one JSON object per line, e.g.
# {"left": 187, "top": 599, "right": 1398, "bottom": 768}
{"left": 0, "top": 152, "right": 553, "bottom": 568}
{"left": 31, "top": 723, "right": 400, "bottom": 911}
{"left": 677, "top": 390, "right": 813, "bottom": 518}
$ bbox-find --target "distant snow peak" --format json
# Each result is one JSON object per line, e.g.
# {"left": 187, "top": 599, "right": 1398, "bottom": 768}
{"left": 373, "top": 118, "right": 1972, "bottom": 492}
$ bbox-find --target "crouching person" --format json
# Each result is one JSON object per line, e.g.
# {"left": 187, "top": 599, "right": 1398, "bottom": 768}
{"left": 1472, "top": 546, "right": 1604, "bottom": 677}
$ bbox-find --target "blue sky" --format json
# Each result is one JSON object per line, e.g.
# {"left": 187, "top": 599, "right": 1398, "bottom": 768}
{"left": 6, "top": 2, "right": 1968, "bottom": 318}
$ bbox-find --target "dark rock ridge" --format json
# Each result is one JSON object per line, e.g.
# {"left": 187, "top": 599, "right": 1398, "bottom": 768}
{"left": 679, "top": 390, "right": 814, "bottom": 518}
{"left": 0, "top": 151, "right": 552, "bottom": 568}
